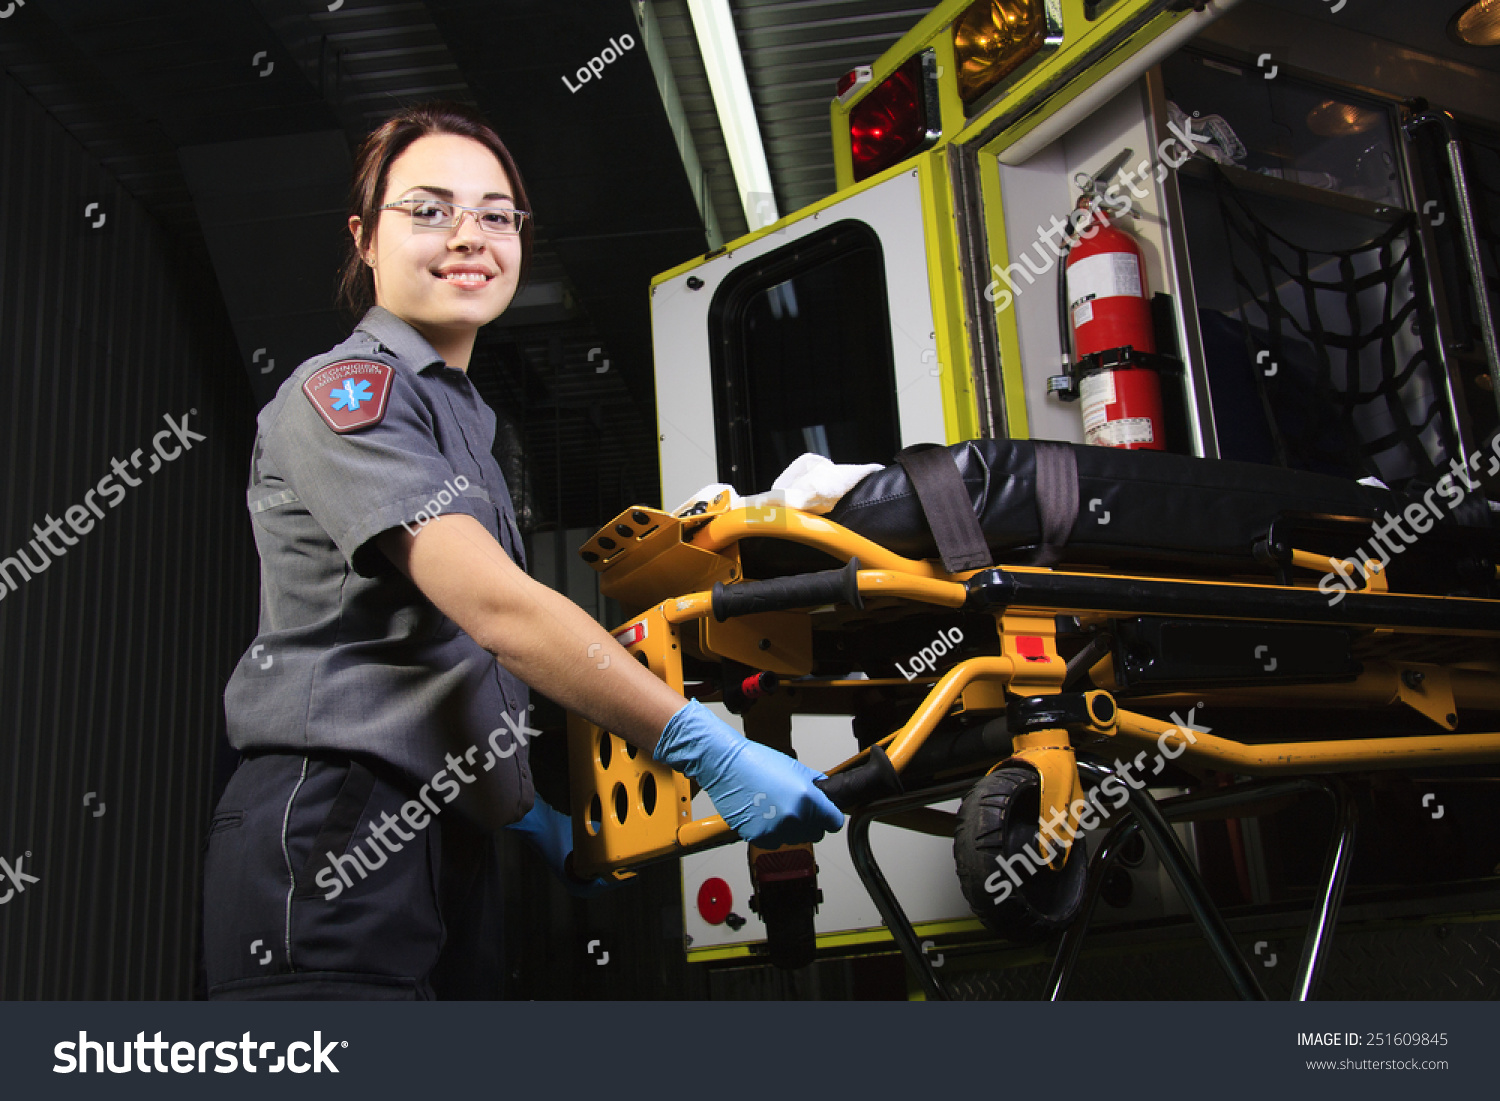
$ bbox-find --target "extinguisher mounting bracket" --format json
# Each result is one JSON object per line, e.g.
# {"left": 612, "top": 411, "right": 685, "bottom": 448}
{"left": 1074, "top": 345, "right": 1183, "bottom": 378}
{"left": 1048, "top": 346, "right": 1183, "bottom": 404}
{"left": 1047, "top": 373, "right": 1080, "bottom": 401}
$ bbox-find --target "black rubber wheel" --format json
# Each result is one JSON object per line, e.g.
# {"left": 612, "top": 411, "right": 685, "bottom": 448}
{"left": 954, "top": 765, "right": 1090, "bottom": 943}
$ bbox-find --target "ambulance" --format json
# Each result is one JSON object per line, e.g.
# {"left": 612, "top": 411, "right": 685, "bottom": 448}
{"left": 597, "top": 0, "right": 1500, "bottom": 978}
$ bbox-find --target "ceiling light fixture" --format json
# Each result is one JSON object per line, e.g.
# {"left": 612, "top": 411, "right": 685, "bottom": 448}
{"left": 685, "top": 0, "right": 779, "bottom": 231}
{"left": 1450, "top": 0, "right": 1500, "bottom": 46}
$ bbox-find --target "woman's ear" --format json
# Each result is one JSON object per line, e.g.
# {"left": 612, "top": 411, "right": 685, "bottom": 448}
{"left": 348, "top": 215, "right": 372, "bottom": 266}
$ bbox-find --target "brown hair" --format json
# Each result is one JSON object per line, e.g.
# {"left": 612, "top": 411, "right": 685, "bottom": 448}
{"left": 337, "top": 101, "right": 534, "bottom": 320}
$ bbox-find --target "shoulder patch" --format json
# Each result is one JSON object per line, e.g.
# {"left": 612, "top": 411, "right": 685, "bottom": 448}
{"left": 302, "top": 360, "right": 395, "bottom": 433}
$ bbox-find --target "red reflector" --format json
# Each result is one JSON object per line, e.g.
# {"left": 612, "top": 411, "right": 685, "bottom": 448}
{"left": 1016, "top": 635, "right": 1046, "bottom": 657}
{"left": 849, "top": 54, "right": 935, "bottom": 182}
{"left": 697, "top": 877, "right": 733, "bottom": 925}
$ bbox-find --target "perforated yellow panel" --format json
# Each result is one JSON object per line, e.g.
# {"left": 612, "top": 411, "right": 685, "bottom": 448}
{"left": 567, "top": 602, "right": 695, "bottom": 877}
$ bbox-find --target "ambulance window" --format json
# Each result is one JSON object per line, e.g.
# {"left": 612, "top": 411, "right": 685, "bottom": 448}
{"left": 707, "top": 220, "right": 900, "bottom": 492}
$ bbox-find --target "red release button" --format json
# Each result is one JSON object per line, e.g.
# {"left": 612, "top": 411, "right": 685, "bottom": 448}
{"left": 697, "top": 877, "right": 733, "bottom": 925}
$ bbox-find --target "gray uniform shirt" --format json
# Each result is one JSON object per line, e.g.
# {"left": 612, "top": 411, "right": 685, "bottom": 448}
{"left": 223, "top": 306, "right": 534, "bottom": 830}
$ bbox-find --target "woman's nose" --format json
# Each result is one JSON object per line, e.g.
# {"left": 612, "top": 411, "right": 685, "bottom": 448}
{"left": 449, "top": 209, "right": 487, "bottom": 243}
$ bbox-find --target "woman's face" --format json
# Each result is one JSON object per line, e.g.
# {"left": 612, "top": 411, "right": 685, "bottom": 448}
{"left": 354, "top": 132, "right": 523, "bottom": 336}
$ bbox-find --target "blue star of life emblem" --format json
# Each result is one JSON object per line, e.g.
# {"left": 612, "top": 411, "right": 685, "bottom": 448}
{"left": 332, "top": 380, "right": 373, "bottom": 411}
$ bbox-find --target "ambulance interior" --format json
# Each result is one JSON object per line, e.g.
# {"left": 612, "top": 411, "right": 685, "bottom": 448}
{"left": 640, "top": 0, "right": 1500, "bottom": 982}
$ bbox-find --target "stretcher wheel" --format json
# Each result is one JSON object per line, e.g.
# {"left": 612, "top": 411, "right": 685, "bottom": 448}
{"left": 953, "top": 766, "right": 1089, "bottom": 943}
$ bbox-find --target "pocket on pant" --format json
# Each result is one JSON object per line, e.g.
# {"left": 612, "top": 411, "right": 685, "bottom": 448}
{"left": 208, "top": 811, "right": 244, "bottom": 836}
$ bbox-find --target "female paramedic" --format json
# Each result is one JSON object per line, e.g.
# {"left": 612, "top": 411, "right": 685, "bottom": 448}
{"left": 203, "top": 101, "right": 842, "bottom": 1000}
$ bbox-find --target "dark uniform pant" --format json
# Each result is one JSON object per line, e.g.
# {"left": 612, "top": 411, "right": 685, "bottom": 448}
{"left": 203, "top": 751, "right": 505, "bottom": 1000}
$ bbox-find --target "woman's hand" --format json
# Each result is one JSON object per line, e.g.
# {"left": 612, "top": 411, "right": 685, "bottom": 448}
{"left": 653, "top": 700, "right": 843, "bottom": 846}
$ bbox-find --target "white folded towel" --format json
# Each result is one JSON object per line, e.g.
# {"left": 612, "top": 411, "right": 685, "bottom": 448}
{"left": 672, "top": 453, "right": 885, "bottom": 518}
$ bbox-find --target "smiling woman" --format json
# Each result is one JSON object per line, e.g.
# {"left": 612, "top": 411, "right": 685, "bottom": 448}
{"left": 202, "top": 101, "right": 842, "bottom": 1002}
{"left": 337, "top": 103, "right": 535, "bottom": 368}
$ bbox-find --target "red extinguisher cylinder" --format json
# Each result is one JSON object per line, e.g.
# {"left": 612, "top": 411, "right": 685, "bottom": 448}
{"left": 1065, "top": 213, "right": 1165, "bottom": 451}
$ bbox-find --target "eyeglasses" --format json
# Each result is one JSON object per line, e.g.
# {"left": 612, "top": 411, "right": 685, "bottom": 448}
{"left": 378, "top": 198, "right": 531, "bottom": 236}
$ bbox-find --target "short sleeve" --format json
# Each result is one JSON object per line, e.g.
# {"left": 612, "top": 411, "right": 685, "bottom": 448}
{"left": 268, "top": 361, "right": 486, "bottom": 577}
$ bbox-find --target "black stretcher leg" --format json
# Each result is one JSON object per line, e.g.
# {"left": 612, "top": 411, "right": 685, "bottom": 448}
{"left": 1045, "top": 816, "right": 1141, "bottom": 1000}
{"left": 847, "top": 780, "right": 973, "bottom": 1002}
{"left": 1293, "top": 778, "right": 1357, "bottom": 1001}
{"left": 1049, "top": 768, "right": 1357, "bottom": 1001}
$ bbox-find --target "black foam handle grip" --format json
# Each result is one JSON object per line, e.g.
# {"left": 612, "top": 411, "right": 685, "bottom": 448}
{"left": 712, "top": 557, "right": 863, "bottom": 621}
{"left": 814, "top": 744, "right": 903, "bottom": 812}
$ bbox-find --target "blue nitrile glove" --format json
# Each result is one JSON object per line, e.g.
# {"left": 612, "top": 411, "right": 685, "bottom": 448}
{"left": 653, "top": 699, "right": 845, "bottom": 846}
{"left": 507, "top": 795, "right": 615, "bottom": 899}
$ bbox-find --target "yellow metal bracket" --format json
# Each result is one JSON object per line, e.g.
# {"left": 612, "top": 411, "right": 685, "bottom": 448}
{"left": 1392, "top": 665, "right": 1457, "bottom": 730}
{"left": 1002, "top": 730, "right": 1081, "bottom": 871}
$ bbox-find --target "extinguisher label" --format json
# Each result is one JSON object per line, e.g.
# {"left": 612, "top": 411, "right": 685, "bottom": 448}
{"left": 1072, "top": 299, "right": 1095, "bottom": 328}
{"left": 1067, "top": 252, "right": 1143, "bottom": 305}
{"left": 1087, "top": 417, "right": 1155, "bottom": 448}
{"left": 1080, "top": 371, "right": 1116, "bottom": 432}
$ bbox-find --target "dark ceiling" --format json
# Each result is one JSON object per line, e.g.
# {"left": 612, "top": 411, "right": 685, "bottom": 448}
{"left": 0, "top": 0, "right": 934, "bottom": 535}
{"left": 1254, "top": 0, "right": 1500, "bottom": 73}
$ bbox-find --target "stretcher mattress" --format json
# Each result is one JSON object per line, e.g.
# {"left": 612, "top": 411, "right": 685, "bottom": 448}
{"left": 824, "top": 439, "right": 1497, "bottom": 590}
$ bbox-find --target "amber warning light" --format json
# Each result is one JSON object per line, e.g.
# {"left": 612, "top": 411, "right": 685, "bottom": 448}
{"left": 953, "top": 0, "right": 1051, "bottom": 106}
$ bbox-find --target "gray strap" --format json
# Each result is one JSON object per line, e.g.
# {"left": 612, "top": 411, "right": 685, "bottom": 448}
{"left": 894, "top": 444, "right": 994, "bottom": 573}
{"left": 251, "top": 482, "right": 489, "bottom": 512}
{"left": 1029, "top": 441, "right": 1079, "bottom": 567}
{"left": 249, "top": 489, "right": 300, "bottom": 513}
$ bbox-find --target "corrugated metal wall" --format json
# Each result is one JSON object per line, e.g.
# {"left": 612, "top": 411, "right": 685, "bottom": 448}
{"left": 0, "top": 69, "right": 258, "bottom": 998}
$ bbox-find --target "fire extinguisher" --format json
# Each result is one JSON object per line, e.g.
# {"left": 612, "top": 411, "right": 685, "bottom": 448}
{"left": 1056, "top": 206, "right": 1166, "bottom": 452}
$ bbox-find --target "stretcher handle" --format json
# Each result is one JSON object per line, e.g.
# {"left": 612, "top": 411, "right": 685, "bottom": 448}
{"left": 813, "top": 744, "right": 903, "bottom": 812}
{"left": 711, "top": 557, "right": 864, "bottom": 621}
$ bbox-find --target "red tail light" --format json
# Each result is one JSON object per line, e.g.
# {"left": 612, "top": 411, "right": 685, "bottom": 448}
{"left": 849, "top": 52, "right": 939, "bottom": 182}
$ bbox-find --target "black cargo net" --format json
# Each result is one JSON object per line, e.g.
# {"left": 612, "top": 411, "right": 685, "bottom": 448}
{"left": 1213, "top": 170, "right": 1454, "bottom": 488}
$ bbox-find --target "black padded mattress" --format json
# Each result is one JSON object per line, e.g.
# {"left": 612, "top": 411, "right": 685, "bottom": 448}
{"left": 824, "top": 439, "right": 1497, "bottom": 593}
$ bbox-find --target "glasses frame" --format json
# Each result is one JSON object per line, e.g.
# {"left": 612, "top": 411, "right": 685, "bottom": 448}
{"left": 377, "top": 197, "right": 532, "bottom": 236}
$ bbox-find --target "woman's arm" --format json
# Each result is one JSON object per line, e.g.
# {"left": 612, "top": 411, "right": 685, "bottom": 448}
{"left": 376, "top": 513, "right": 683, "bottom": 753}
{"left": 377, "top": 512, "right": 844, "bottom": 846}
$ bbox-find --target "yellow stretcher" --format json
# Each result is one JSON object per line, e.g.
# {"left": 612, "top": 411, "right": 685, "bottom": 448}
{"left": 565, "top": 488, "right": 1500, "bottom": 999}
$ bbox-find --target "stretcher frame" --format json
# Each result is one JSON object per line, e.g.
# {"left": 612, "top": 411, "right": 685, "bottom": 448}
{"left": 566, "top": 495, "right": 1500, "bottom": 991}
